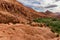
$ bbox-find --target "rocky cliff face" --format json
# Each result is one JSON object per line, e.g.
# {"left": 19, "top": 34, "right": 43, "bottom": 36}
{"left": 0, "top": 0, "right": 46, "bottom": 24}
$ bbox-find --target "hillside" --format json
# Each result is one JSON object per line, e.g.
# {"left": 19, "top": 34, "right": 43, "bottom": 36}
{"left": 0, "top": 0, "right": 46, "bottom": 24}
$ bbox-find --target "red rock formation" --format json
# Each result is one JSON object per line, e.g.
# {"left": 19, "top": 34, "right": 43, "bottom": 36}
{"left": 0, "top": 0, "right": 46, "bottom": 24}
{"left": 0, "top": 24, "right": 58, "bottom": 40}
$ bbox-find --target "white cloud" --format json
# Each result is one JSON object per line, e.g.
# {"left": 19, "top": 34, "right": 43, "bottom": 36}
{"left": 17, "top": 0, "right": 60, "bottom": 12}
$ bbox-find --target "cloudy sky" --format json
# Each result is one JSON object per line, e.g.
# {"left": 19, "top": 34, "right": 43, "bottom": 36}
{"left": 17, "top": 0, "right": 60, "bottom": 12}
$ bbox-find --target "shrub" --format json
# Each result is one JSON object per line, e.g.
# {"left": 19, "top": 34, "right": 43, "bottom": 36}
{"left": 33, "top": 18, "right": 60, "bottom": 34}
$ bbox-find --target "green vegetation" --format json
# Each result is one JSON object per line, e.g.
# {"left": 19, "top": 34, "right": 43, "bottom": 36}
{"left": 33, "top": 18, "right": 60, "bottom": 34}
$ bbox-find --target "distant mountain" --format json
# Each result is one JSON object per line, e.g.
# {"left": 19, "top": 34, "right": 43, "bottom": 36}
{"left": 44, "top": 10, "right": 59, "bottom": 18}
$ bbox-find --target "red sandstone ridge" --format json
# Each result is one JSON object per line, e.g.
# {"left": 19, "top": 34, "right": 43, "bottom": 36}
{"left": 0, "top": 0, "right": 46, "bottom": 24}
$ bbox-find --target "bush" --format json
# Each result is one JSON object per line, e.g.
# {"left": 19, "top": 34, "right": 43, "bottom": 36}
{"left": 33, "top": 18, "right": 60, "bottom": 34}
